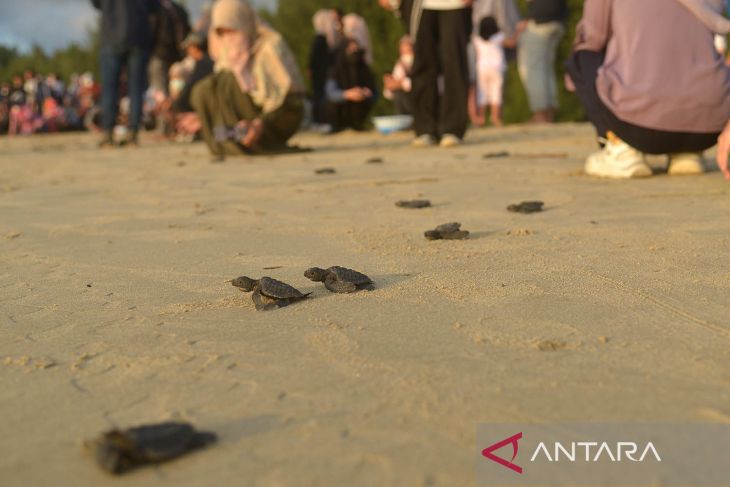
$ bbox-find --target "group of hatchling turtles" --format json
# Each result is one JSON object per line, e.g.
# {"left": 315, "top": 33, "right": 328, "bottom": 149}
{"left": 231, "top": 266, "right": 374, "bottom": 311}
{"left": 229, "top": 198, "right": 545, "bottom": 311}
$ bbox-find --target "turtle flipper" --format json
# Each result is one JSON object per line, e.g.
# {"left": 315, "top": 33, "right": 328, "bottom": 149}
{"left": 324, "top": 275, "right": 358, "bottom": 293}
{"left": 252, "top": 290, "right": 281, "bottom": 311}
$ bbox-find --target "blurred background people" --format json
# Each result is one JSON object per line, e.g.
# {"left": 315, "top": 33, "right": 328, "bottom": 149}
{"left": 567, "top": 0, "right": 730, "bottom": 179}
{"left": 381, "top": 0, "right": 473, "bottom": 148}
{"left": 309, "top": 9, "right": 342, "bottom": 130}
{"left": 91, "top": 0, "right": 160, "bottom": 147}
{"left": 383, "top": 35, "right": 414, "bottom": 116}
{"left": 518, "top": 0, "right": 567, "bottom": 123}
{"left": 470, "top": 16, "right": 506, "bottom": 127}
{"left": 191, "top": 0, "right": 305, "bottom": 159}
{"left": 174, "top": 33, "right": 214, "bottom": 115}
{"left": 325, "top": 14, "right": 376, "bottom": 132}
{"left": 149, "top": 0, "right": 191, "bottom": 96}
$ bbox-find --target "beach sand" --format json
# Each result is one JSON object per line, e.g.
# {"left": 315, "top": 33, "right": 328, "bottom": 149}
{"left": 1, "top": 125, "right": 729, "bottom": 486}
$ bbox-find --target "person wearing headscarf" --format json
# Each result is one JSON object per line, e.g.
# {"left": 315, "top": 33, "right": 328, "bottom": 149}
{"left": 309, "top": 9, "right": 342, "bottom": 127}
{"left": 325, "top": 14, "right": 377, "bottom": 132}
{"left": 567, "top": 0, "right": 730, "bottom": 179}
{"left": 191, "top": 0, "right": 306, "bottom": 158}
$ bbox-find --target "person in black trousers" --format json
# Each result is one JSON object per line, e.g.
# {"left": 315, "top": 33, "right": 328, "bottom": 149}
{"left": 380, "top": 0, "right": 473, "bottom": 148}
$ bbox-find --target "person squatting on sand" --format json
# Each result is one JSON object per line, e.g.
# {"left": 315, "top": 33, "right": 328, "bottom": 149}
{"left": 309, "top": 9, "right": 343, "bottom": 129}
{"left": 379, "top": 0, "right": 473, "bottom": 148}
{"left": 325, "top": 14, "right": 377, "bottom": 132}
{"left": 566, "top": 0, "right": 730, "bottom": 179}
{"left": 191, "top": 0, "right": 305, "bottom": 158}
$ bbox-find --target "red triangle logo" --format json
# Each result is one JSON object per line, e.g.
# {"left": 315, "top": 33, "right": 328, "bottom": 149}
{"left": 481, "top": 432, "right": 523, "bottom": 474}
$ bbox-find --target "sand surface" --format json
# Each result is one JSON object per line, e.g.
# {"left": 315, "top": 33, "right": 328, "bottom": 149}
{"left": 1, "top": 125, "right": 729, "bottom": 486}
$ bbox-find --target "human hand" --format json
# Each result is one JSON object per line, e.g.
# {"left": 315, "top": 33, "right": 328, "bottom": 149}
{"left": 564, "top": 73, "right": 576, "bottom": 93}
{"left": 378, "top": 0, "right": 394, "bottom": 11}
{"left": 716, "top": 120, "right": 730, "bottom": 181}
{"left": 383, "top": 75, "right": 400, "bottom": 91}
{"left": 344, "top": 88, "right": 366, "bottom": 102}
{"left": 177, "top": 112, "right": 201, "bottom": 134}
{"left": 239, "top": 118, "right": 263, "bottom": 147}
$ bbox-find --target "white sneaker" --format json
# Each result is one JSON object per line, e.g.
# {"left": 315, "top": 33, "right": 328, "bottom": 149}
{"left": 585, "top": 138, "right": 652, "bottom": 179}
{"left": 439, "top": 134, "right": 462, "bottom": 148}
{"left": 412, "top": 134, "right": 436, "bottom": 148}
{"left": 668, "top": 152, "right": 705, "bottom": 176}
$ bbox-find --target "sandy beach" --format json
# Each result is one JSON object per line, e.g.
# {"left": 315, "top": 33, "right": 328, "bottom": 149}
{"left": 1, "top": 124, "right": 729, "bottom": 486}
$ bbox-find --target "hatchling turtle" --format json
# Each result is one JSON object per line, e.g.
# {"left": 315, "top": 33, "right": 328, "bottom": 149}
{"left": 424, "top": 222, "right": 470, "bottom": 240}
{"left": 304, "top": 266, "right": 374, "bottom": 293}
{"left": 87, "top": 422, "right": 217, "bottom": 475}
{"left": 396, "top": 199, "right": 432, "bottom": 209}
{"left": 231, "top": 276, "right": 311, "bottom": 310}
{"left": 507, "top": 201, "right": 544, "bottom": 214}
{"left": 315, "top": 167, "right": 336, "bottom": 175}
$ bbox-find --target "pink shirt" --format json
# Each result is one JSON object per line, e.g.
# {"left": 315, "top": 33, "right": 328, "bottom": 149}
{"left": 575, "top": 0, "right": 730, "bottom": 133}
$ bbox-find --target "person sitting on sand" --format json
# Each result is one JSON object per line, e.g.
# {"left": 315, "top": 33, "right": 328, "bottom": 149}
{"left": 191, "top": 0, "right": 305, "bottom": 159}
{"left": 566, "top": 0, "right": 730, "bottom": 179}
{"left": 325, "top": 14, "right": 377, "bottom": 132}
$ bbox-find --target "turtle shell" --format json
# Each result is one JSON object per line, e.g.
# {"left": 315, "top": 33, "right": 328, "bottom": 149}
{"left": 507, "top": 201, "right": 544, "bottom": 214}
{"left": 258, "top": 277, "right": 308, "bottom": 299}
{"left": 91, "top": 422, "right": 216, "bottom": 474}
{"left": 328, "top": 266, "right": 372, "bottom": 285}
{"left": 435, "top": 222, "right": 461, "bottom": 233}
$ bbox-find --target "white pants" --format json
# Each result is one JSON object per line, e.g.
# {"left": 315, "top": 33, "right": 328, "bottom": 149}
{"left": 476, "top": 67, "right": 504, "bottom": 107}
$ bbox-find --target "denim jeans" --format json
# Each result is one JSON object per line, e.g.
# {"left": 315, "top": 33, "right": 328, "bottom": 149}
{"left": 517, "top": 21, "right": 565, "bottom": 112}
{"left": 100, "top": 45, "right": 149, "bottom": 132}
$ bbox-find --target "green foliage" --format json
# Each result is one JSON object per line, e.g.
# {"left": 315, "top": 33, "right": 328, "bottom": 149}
{"left": 0, "top": 29, "right": 100, "bottom": 84}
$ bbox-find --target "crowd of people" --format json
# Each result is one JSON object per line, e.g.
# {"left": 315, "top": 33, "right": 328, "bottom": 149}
{"left": 2, "top": 0, "right": 730, "bottom": 181}
{"left": 0, "top": 70, "right": 101, "bottom": 136}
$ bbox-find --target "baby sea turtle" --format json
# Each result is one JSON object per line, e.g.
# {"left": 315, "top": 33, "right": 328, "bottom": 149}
{"left": 396, "top": 199, "right": 432, "bottom": 209}
{"left": 87, "top": 422, "right": 217, "bottom": 475}
{"left": 304, "top": 266, "right": 374, "bottom": 293}
{"left": 507, "top": 201, "right": 544, "bottom": 214}
{"left": 231, "top": 276, "right": 311, "bottom": 310}
{"left": 315, "top": 167, "right": 336, "bottom": 175}
{"left": 425, "top": 222, "right": 470, "bottom": 240}
{"left": 483, "top": 151, "right": 511, "bottom": 159}
{"left": 366, "top": 157, "right": 383, "bottom": 164}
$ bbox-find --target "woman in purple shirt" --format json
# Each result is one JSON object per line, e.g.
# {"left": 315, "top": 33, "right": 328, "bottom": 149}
{"left": 566, "top": 0, "right": 730, "bottom": 179}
